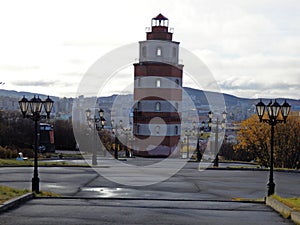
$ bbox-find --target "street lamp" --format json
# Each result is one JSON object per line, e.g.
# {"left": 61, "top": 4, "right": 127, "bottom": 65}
{"left": 122, "top": 127, "right": 132, "bottom": 157}
{"left": 86, "top": 108, "right": 106, "bottom": 165}
{"left": 193, "top": 121, "right": 206, "bottom": 161}
{"left": 208, "top": 111, "right": 227, "bottom": 167}
{"left": 128, "top": 134, "right": 135, "bottom": 158}
{"left": 111, "top": 119, "right": 123, "bottom": 159}
{"left": 19, "top": 95, "right": 54, "bottom": 193}
{"left": 184, "top": 129, "right": 192, "bottom": 158}
{"left": 256, "top": 99, "right": 291, "bottom": 196}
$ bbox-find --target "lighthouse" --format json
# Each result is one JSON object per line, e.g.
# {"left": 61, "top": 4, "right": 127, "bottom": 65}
{"left": 133, "top": 14, "right": 183, "bottom": 157}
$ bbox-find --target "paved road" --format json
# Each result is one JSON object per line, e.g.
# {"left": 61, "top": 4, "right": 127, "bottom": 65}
{"left": 0, "top": 159, "right": 298, "bottom": 199}
{"left": 0, "top": 198, "right": 294, "bottom": 225}
{"left": 0, "top": 158, "right": 298, "bottom": 224}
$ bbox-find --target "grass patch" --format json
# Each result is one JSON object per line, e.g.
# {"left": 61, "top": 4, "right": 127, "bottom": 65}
{"left": 273, "top": 195, "right": 300, "bottom": 212}
{"left": 226, "top": 165, "right": 261, "bottom": 169}
{"left": 35, "top": 191, "right": 61, "bottom": 197}
{"left": 0, "top": 159, "right": 88, "bottom": 167}
{"left": 0, "top": 159, "right": 33, "bottom": 166}
{"left": 0, "top": 186, "right": 30, "bottom": 204}
{"left": 0, "top": 185, "right": 61, "bottom": 204}
{"left": 232, "top": 197, "right": 265, "bottom": 203}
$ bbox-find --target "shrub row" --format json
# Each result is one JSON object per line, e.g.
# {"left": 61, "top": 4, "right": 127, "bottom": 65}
{"left": 0, "top": 146, "right": 34, "bottom": 159}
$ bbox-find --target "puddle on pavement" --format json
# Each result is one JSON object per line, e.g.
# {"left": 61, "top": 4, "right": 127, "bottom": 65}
{"left": 80, "top": 187, "right": 131, "bottom": 197}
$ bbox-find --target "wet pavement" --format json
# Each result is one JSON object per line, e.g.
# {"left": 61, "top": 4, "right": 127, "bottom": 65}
{"left": 0, "top": 158, "right": 298, "bottom": 224}
{"left": 0, "top": 198, "right": 294, "bottom": 225}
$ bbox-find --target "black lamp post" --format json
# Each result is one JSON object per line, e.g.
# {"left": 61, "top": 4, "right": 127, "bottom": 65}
{"left": 208, "top": 111, "right": 227, "bottom": 167}
{"left": 256, "top": 99, "right": 291, "bottom": 196}
{"left": 184, "top": 129, "right": 192, "bottom": 158}
{"left": 111, "top": 119, "right": 123, "bottom": 160}
{"left": 123, "top": 127, "right": 131, "bottom": 157}
{"left": 128, "top": 134, "right": 135, "bottom": 158}
{"left": 19, "top": 95, "right": 54, "bottom": 193}
{"left": 193, "top": 121, "right": 205, "bottom": 162}
{"left": 86, "top": 108, "right": 106, "bottom": 165}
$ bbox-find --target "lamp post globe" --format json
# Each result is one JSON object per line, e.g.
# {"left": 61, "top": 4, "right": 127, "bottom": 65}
{"left": 256, "top": 100, "right": 266, "bottom": 122}
{"left": 19, "top": 96, "right": 29, "bottom": 118}
{"left": 86, "top": 108, "right": 91, "bottom": 119}
{"left": 44, "top": 96, "right": 54, "bottom": 118}
{"left": 269, "top": 100, "right": 281, "bottom": 120}
{"left": 30, "top": 96, "right": 43, "bottom": 115}
{"left": 99, "top": 109, "right": 104, "bottom": 118}
{"left": 101, "top": 117, "right": 106, "bottom": 128}
{"left": 281, "top": 100, "right": 291, "bottom": 122}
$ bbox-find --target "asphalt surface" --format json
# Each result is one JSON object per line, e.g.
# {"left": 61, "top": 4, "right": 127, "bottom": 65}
{"left": 0, "top": 198, "right": 294, "bottom": 225}
{"left": 0, "top": 158, "right": 298, "bottom": 224}
{"left": 0, "top": 159, "right": 298, "bottom": 199}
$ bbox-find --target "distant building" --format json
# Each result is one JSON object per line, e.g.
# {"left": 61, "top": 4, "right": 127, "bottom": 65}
{"left": 133, "top": 14, "right": 183, "bottom": 157}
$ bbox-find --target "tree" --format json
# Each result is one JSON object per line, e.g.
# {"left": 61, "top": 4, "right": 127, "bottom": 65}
{"left": 0, "top": 110, "right": 34, "bottom": 148}
{"left": 234, "top": 113, "right": 300, "bottom": 169}
{"left": 53, "top": 119, "right": 77, "bottom": 150}
{"left": 0, "top": 111, "right": 78, "bottom": 151}
{"left": 219, "top": 141, "right": 235, "bottom": 160}
{"left": 275, "top": 114, "right": 300, "bottom": 168}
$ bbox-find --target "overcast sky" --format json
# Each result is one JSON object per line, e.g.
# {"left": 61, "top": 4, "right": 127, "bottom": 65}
{"left": 0, "top": 0, "right": 299, "bottom": 99}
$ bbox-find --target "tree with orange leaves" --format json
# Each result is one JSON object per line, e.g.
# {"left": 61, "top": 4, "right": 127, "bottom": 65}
{"left": 234, "top": 113, "right": 300, "bottom": 169}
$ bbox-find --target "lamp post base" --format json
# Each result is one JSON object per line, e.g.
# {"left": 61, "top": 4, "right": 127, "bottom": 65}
{"left": 213, "top": 154, "right": 219, "bottom": 167}
{"left": 267, "top": 182, "right": 275, "bottom": 196}
{"left": 32, "top": 177, "right": 40, "bottom": 194}
{"left": 114, "top": 150, "right": 118, "bottom": 160}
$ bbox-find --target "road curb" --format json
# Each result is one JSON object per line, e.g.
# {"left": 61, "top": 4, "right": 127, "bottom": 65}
{"left": 292, "top": 211, "right": 300, "bottom": 225}
{"left": 266, "top": 196, "right": 300, "bottom": 224}
{"left": 266, "top": 196, "right": 292, "bottom": 219}
{"left": 0, "top": 193, "right": 34, "bottom": 213}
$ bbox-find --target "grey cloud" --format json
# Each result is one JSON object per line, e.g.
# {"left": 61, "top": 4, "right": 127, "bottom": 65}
{"left": 63, "top": 41, "right": 105, "bottom": 47}
{"left": 12, "top": 80, "right": 57, "bottom": 87}
{"left": 68, "top": 59, "right": 86, "bottom": 65}
{"left": 0, "top": 65, "right": 39, "bottom": 71}
{"left": 61, "top": 72, "right": 84, "bottom": 77}
{"left": 219, "top": 78, "right": 300, "bottom": 91}
{"left": 219, "top": 78, "right": 264, "bottom": 90}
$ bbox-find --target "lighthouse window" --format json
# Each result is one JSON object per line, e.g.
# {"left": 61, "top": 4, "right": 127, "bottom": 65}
{"left": 156, "top": 47, "right": 162, "bottom": 56}
{"left": 175, "top": 79, "right": 179, "bottom": 87}
{"left": 156, "top": 79, "right": 161, "bottom": 87}
{"left": 155, "top": 126, "right": 160, "bottom": 134}
{"left": 155, "top": 102, "right": 161, "bottom": 111}
{"left": 175, "top": 126, "right": 178, "bottom": 135}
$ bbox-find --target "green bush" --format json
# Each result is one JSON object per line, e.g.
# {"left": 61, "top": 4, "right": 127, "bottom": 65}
{"left": 0, "top": 146, "right": 33, "bottom": 159}
{"left": 0, "top": 146, "right": 18, "bottom": 159}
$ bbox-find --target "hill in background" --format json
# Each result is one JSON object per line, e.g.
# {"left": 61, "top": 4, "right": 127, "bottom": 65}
{"left": 1, "top": 88, "right": 299, "bottom": 122}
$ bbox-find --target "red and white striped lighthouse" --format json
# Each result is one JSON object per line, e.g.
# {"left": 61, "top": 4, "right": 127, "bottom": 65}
{"left": 133, "top": 14, "right": 183, "bottom": 157}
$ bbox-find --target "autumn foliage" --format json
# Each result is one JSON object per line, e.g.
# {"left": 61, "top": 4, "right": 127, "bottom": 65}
{"left": 234, "top": 113, "right": 300, "bottom": 169}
